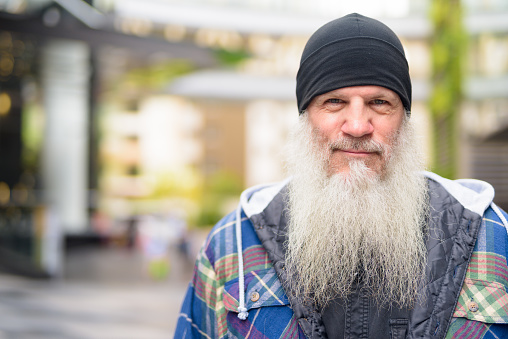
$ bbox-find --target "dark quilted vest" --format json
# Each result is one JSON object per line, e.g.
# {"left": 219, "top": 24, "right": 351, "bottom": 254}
{"left": 249, "top": 178, "right": 482, "bottom": 338}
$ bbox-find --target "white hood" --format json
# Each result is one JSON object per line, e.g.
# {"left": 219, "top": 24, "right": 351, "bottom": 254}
{"left": 239, "top": 178, "right": 291, "bottom": 219}
{"left": 423, "top": 171, "right": 495, "bottom": 217}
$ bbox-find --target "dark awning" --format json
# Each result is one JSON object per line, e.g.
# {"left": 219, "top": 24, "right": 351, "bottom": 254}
{"left": 0, "top": 1, "right": 216, "bottom": 67}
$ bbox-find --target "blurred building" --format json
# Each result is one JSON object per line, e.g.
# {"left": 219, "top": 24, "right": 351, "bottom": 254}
{"left": 0, "top": 0, "right": 215, "bottom": 276}
{"left": 0, "top": 0, "right": 507, "bottom": 276}
{"left": 460, "top": 1, "right": 508, "bottom": 209}
{"left": 148, "top": 0, "right": 508, "bottom": 203}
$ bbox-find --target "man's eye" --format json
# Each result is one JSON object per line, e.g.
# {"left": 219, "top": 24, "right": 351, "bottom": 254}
{"left": 327, "top": 98, "right": 342, "bottom": 104}
{"left": 373, "top": 99, "right": 387, "bottom": 105}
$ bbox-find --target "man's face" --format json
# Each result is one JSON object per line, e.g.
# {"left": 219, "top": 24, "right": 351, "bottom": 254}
{"left": 306, "top": 85, "right": 405, "bottom": 177}
{"left": 286, "top": 88, "right": 427, "bottom": 307}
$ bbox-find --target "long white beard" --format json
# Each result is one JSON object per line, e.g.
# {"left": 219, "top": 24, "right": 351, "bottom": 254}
{"left": 284, "top": 115, "right": 428, "bottom": 308}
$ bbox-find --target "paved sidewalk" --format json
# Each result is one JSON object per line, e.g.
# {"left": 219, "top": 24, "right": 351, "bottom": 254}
{"left": 0, "top": 244, "right": 197, "bottom": 339}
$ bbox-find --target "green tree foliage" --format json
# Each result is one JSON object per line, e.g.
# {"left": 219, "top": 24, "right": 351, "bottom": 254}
{"left": 123, "top": 60, "right": 195, "bottom": 90}
{"left": 213, "top": 48, "right": 251, "bottom": 67}
{"left": 429, "top": 0, "right": 468, "bottom": 179}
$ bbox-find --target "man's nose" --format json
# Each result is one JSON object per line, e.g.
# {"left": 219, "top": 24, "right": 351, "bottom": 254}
{"left": 340, "top": 104, "right": 374, "bottom": 138}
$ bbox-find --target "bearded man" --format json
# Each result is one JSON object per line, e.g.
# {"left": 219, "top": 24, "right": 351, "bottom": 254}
{"left": 175, "top": 13, "right": 508, "bottom": 339}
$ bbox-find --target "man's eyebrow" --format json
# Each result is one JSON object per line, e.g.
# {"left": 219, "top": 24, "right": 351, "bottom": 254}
{"left": 366, "top": 92, "right": 397, "bottom": 99}
{"left": 320, "top": 92, "right": 344, "bottom": 99}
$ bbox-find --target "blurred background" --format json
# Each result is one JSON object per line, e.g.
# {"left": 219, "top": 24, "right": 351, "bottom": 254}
{"left": 0, "top": 0, "right": 507, "bottom": 338}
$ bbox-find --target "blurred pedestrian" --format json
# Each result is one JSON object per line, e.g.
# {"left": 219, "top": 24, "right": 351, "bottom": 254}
{"left": 137, "top": 214, "right": 172, "bottom": 280}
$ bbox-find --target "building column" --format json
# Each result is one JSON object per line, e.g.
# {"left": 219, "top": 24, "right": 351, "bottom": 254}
{"left": 40, "top": 39, "right": 90, "bottom": 274}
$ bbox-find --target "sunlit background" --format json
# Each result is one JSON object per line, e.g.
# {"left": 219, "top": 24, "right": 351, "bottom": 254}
{"left": 0, "top": 0, "right": 507, "bottom": 337}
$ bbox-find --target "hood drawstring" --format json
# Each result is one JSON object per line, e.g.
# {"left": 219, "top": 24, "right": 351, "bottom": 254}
{"left": 492, "top": 202, "right": 508, "bottom": 232}
{"left": 235, "top": 190, "right": 248, "bottom": 320}
{"left": 234, "top": 184, "right": 271, "bottom": 321}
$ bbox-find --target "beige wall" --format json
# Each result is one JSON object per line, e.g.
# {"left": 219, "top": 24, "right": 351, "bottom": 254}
{"left": 197, "top": 100, "right": 246, "bottom": 183}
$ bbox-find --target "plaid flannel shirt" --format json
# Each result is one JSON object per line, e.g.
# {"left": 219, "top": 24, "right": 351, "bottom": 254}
{"left": 175, "top": 206, "right": 508, "bottom": 339}
{"left": 175, "top": 210, "right": 304, "bottom": 338}
{"left": 446, "top": 207, "right": 508, "bottom": 338}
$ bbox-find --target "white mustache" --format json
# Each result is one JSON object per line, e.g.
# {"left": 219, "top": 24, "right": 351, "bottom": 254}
{"left": 328, "top": 137, "right": 385, "bottom": 155}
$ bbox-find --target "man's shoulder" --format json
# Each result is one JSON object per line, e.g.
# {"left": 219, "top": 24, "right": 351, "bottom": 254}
{"left": 202, "top": 210, "right": 239, "bottom": 252}
{"left": 479, "top": 204, "right": 508, "bottom": 250}
{"left": 201, "top": 208, "right": 265, "bottom": 263}
{"left": 203, "top": 179, "right": 291, "bottom": 248}
{"left": 484, "top": 204, "right": 508, "bottom": 224}
{"left": 468, "top": 204, "right": 508, "bottom": 282}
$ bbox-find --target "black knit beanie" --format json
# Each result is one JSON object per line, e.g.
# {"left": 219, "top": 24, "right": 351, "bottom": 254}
{"left": 296, "top": 13, "right": 411, "bottom": 114}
